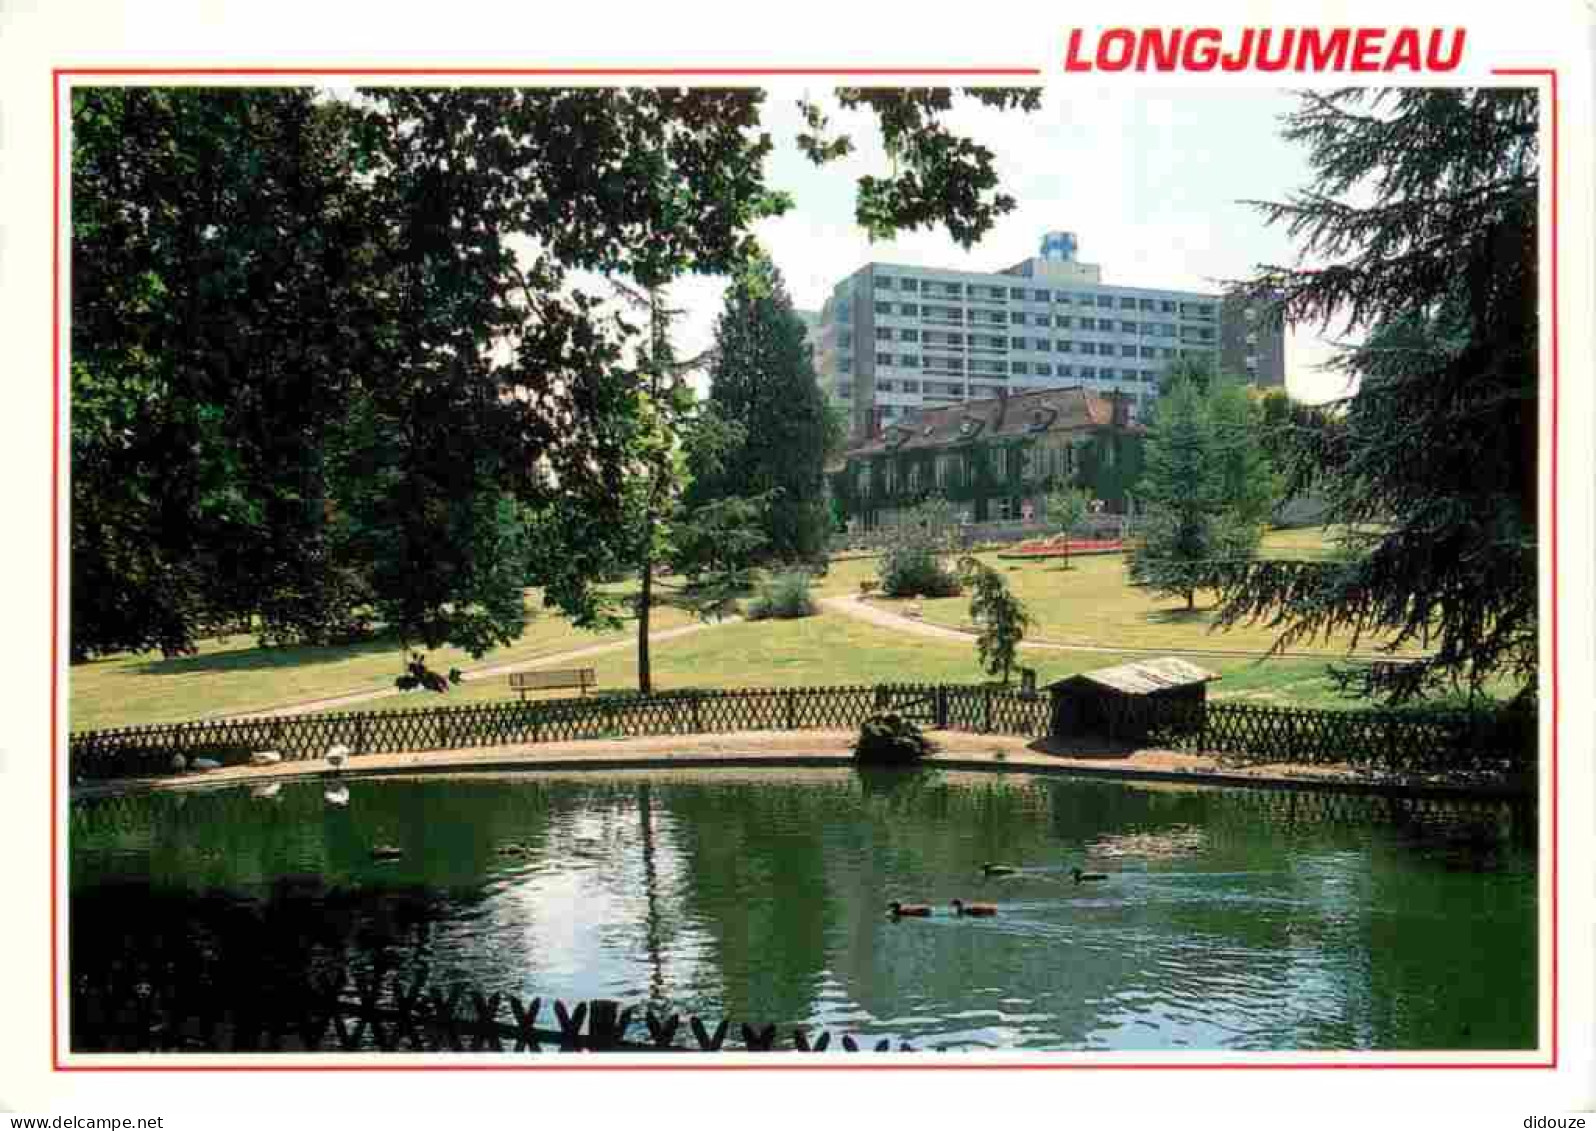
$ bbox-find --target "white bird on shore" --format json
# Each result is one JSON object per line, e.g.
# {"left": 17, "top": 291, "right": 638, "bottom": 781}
{"left": 251, "top": 782, "right": 282, "bottom": 800}
{"left": 326, "top": 743, "right": 350, "bottom": 771}
{"left": 249, "top": 750, "right": 283, "bottom": 767}
{"left": 192, "top": 757, "right": 221, "bottom": 771}
{"left": 324, "top": 783, "right": 350, "bottom": 807}
{"left": 170, "top": 754, "right": 187, "bottom": 773}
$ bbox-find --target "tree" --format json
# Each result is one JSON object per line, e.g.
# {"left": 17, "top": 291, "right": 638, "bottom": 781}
{"left": 1125, "top": 378, "right": 1261, "bottom": 610}
{"left": 691, "top": 257, "right": 834, "bottom": 564}
{"left": 876, "top": 499, "right": 962, "bottom": 599}
{"left": 71, "top": 86, "right": 1041, "bottom": 672}
{"left": 1157, "top": 353, "right": 1217, "bottom": 398}
{"left": 1207, "top": 379, "right": 1281, "bottom": 530}
{"left": 1214, "top": 90, "right": 1538, "bottom": 704}
{"left": 958, "top": 556, "right": 1034, "bottom": 685}
{"left": 1044, "top": 486, "right": 1091, "bottom": 571}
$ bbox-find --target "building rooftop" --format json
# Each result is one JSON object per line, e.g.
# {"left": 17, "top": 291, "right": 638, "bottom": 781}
{"left": 1048, "top": 657, "right": 1222, "bottom": 696}
{"left": 845, "top": 384, "right": 1138, "bottom": 458}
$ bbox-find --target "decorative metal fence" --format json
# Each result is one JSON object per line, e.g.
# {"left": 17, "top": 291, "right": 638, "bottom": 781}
{"left": 68, "top": 684, "right": 1050, "bottom": 781}
{"left": 71, "top": 964, "right": 918, "bottom": 1054}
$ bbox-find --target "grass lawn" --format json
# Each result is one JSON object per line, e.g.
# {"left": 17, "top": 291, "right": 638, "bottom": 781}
{"left": 69, "top": 590, "right": 695, "bottom": 732}
{"left": 850, "top": 526, "right": 1426, "bottom": 659}
{"left": 69, "top": 526, "right": 1406, "bottom": 733}
{"left": 325, "top": 607, "right": 1362, "bottom": 716}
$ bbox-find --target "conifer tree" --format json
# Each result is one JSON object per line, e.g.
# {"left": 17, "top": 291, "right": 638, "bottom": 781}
{"left": 1214, "top": 89, "right": 1538, "bottom": 704}
{"left": 692, "top": 258, "right": 836, "bottom": 564}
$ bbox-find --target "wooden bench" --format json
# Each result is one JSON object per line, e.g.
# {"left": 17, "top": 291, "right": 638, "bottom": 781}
{"left": 509, "top": 668, "right": 597, "bottom": 700}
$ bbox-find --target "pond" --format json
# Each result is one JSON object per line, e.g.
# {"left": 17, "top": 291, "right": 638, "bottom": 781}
{"left": 69, "top": 768, "right": 1538, "bottom": 1053}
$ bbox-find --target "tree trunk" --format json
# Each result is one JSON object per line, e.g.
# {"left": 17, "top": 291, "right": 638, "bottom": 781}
{"left": 638, "top": 522, "right": 654, "bottom": 696}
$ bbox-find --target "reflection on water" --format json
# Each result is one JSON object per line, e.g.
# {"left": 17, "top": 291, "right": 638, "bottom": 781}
{"left": 70, "top": 770, "right": 1537, "bottom": 1051}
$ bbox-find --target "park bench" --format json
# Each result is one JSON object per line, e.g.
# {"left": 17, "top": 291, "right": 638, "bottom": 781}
{"left": 508, "top": 668, "right": 597, "bottom": 700}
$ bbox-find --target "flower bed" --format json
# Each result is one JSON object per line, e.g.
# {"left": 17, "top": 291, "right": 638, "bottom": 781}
{"left": 997, "top": 536, "right": 1125, "bottom": 560}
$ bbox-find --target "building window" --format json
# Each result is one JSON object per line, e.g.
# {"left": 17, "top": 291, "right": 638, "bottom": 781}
{"left": 1034, "top": 289, "right": 1050, "bottom": 302}
{"left": 856, "top": 466, "right": 870, "bottom": 497}
{"left": 901, "top": 278, "right": 919, "bottom": 292}
{"left": 1081, "top": 366, "right": 1096, "bottom": 379}
{"left": 875, "top": 301, "right": 893, "bottom": 315}
{"left": 1123, "top": 368, "right": 1138, "bottom": 379}
{"left": 1160, "top": 299, "right": 1176, "bottom": 313}
{"left": 876, "top": 352, "right": 893, "bottom": 366}
{"left": 1139, "top": 298, "right": 1155, "bottom": 311}
{"left": 1079, "top": 317, "right": 1095, "bottom": 331}
{"left": 901, "top": 328, "right": 920, "bottom": 342}
{"left": 1010, "top": 336, "right": 1027, "bottom": 349}
{"left": 875, "top": 327, "right": 892, "bottom": 341}
{"left": 1058, "top": 340, "right": 1074, "bottom": 352}
{"left": 874, "top": 276, "right": 894, "bottom": 289}
{"left": 1012, "top": 361, "right": 1029, "bottom": 375}
{"left": 1096, "top": 295, "right": 1114, "bottom": 308}
{"left": 1121, "top": 344, "right": 1137, "bottom": 357}
{"left": 1142, "top": 370, "right": 1158, "bottom": 383}
{"left": 1034, "top": 338, "right": 1051, "bottom": 351}
{"left": 1162, "top": 348, "right": 1176, "bottom": 359}
{"left": 877, "top": 380, "right": 894, "bottom": 393}
{"left": 1008, "top": 286, "right": 1026, "bottom": 299}
{"left": 1056, "top": 315, "right": 1072, "bottom": 329}
{"left": 1140, "top": 346, "right": 1156, "bottom": 359}
{"left": 1120, "top": 320, "right": 1137, "bottom": 333}
{"left": 902, "top": 379, "right": 920, "bottom": 393}
{"left": 901, "top": 303, "right": 919, "bottom": 316}
{"left": 1119, "top": 296, "right": 1137, "bottom": 310}
{"left": 1036, "top": 363, "right": 1053, "bottom": 377}
{"left": 899, "top": 355, "right": 920, "bottom": 368}
{"left": 1009, "top": 311, "right": 1026, "bottom": 324}
{"left": 838, "top": 332, "right": 853, "bottom": 350}
{"left": 1058, "top": 364, "right": 1073, "bottom": 377}
{"left": 1081, "top": 342, "right": 1097, "bottom": 355}
{"left": 837, "top": 384, "right": 853, "bottom": 398}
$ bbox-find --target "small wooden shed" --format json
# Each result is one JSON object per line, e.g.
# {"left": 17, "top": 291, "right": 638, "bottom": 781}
{"left": 1046, "top": 657, "right": 1220, "bottom": 743}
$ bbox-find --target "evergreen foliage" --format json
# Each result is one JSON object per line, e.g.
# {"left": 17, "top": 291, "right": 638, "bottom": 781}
{"left": 1127, "top": 378, "right": 1267, "bottom": 609}
{"left": 957, "top": 556, "right": 1034, "bottom": 684}
{"left": 1216, "top": 89, "right": 1538, "bottom": 704}
{"left": 692, "top": 258, "right": 835, "bottom": 563}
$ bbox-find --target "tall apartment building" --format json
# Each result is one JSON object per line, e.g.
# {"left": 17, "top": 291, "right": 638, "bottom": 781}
{"left": 814, "top": 231, "right": 1284, "bottom": 439}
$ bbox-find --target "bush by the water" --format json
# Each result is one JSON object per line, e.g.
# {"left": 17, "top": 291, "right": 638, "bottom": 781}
{"left": 852, "top": 712, "right": 936, "bottom": 764}
{"left": 746, "top": 571, "right": 817, "bottom": 620}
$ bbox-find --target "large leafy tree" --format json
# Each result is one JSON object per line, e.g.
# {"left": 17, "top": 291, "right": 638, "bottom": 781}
{"left": 71, "top": 86, "right": 1041, "bottom": 674}
{"left": 691, "top": 257, "right": 837, "bottom": 565}
{"left": 1214, "top": 90, "right": 1538, "bottom": 704}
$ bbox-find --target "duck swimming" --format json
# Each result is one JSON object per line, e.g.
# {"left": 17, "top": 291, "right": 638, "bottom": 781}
{"left": 1071, "top": 867, "right": 1109, "bottom": 883}
{"left": 887, "top": 901, "right": 933, "bottom": 918}
{"left": 981, "top": 863, "right": 1018, "bottom": 877}
{"left": 950, "top": 899, "right": 998, "bottom": 917}
{"left": 370, "top": 845, "right": 403, "bottom": 861}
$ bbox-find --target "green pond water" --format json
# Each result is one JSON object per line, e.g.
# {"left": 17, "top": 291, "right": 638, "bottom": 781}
{"left": 69, "top": 769, "right": 1538, "bottom": 1052}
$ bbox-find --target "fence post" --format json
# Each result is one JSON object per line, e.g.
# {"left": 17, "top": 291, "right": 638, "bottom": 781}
{"left": 936, "top": 686, "right": 949, "bottom": 729}
{"left": 784, "top": 689, "right": 795, "bottom": 731}
{"left": 691, "top": 693, "right": 703, "bottom": 734}
{"left": 983, "top": 687, "right": 993, "bottom": 734}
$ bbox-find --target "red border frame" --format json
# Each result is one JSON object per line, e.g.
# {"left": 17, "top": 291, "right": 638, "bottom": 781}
{"left": 49, "top": 65, "right": 1560, "bottom": 1074}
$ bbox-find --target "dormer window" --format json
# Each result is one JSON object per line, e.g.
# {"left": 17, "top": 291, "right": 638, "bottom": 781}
{"left": 1027, "top": 405, "right": 1058, "bottom": 433}
{"left": 957, "top": 417, "right": 984, "bottom": 440}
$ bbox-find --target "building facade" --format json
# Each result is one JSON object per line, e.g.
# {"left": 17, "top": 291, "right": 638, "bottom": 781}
{"left": 833, "top": 385, "right": 1145, "bottom": 531}
{"left": 814, "top": 231, "right": 1284, "bottom": 441}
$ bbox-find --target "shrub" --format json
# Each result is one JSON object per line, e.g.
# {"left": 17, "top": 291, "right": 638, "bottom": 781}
{"left": 852, "top": 712, "right": 936, "bottom": 764}
{"left": 746, "top": 571, "right": 817, "bottom": 620}
{"left": 876, "top": 502, "right": 962, "bottom": 598}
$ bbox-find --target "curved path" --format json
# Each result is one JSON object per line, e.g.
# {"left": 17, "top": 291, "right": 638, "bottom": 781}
{"left": 819, "top": 593, "right": 1408, "bottom": 664}
{"left": 213, "top": 617, "right": 740, "bottom": 721}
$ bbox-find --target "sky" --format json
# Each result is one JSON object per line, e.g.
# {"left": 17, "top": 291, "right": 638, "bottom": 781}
{"left": 663, "top": 87, "right": 1358, "bottom": 405}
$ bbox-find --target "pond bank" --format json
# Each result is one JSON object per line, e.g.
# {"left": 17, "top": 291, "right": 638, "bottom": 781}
{"left": 71, "top": 729, "right": 1533, "bottom": 803}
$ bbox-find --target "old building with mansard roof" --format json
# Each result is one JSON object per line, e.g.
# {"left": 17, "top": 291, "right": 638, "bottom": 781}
{"left": 831, "top": 385, "right": 1145, "bottom": 531}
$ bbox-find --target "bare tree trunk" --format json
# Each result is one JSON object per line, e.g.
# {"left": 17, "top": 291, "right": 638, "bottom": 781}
{"left": 638, "top": 525, "right": 653, "bottom": 695}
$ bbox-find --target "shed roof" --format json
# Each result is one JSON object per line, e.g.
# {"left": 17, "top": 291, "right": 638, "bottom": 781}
{"left": 1046, "top": 657, "right": 1221, "bottom": 696}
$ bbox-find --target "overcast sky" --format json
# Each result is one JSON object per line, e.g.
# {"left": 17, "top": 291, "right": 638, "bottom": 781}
{"left": 663, "top": 87, "right": 1356, "bottom": 405}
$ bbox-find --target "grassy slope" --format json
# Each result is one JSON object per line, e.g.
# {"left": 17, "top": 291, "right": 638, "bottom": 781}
{"left": 69, "top": 592, "right": 694, "bottom": 732}
{"left": 71, "top": 528, "right": 1402, "bottom": 731}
